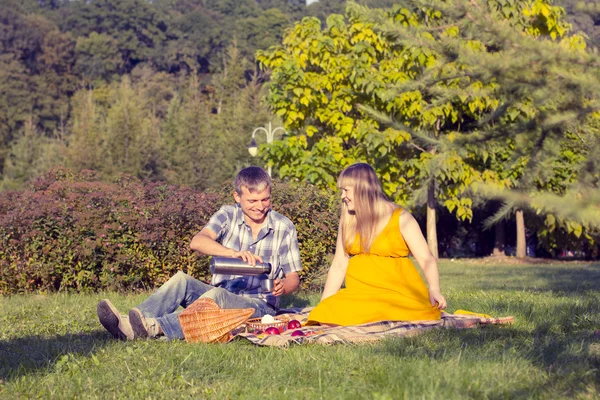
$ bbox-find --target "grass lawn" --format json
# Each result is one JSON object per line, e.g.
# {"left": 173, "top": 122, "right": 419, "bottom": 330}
{"left": 1, "top": 260, "right": 599, "bottom": 399}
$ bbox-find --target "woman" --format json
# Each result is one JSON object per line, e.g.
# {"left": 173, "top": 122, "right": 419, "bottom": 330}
{"left": 307, "top": 163, "right": 446, "bottom": 326}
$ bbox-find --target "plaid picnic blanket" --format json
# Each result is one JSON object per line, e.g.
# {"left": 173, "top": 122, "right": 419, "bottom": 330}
{"left": 231, "top": 308, "right": 514, "bottom": 347}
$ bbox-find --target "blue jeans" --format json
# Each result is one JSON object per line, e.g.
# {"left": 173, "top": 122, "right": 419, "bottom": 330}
{"left": 135, "top": 271, "right": 276, "bottom": 340}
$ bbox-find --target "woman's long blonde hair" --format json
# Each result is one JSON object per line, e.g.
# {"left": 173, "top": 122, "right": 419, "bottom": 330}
{"left": 338, "top": 163, "right": 396, "bottom": 253}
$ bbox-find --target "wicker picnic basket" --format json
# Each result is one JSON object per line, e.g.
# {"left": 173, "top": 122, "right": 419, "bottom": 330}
{"left": 178, "top": 298, "right": 254, "bottom": 343}
{"left": 245, "top": 318, "right": 287, "bottom": 334}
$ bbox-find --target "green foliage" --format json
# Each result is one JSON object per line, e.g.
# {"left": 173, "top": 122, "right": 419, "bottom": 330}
{"left": 530, "top": 128, "right": 600, "bottom": 253}
{"left": 556, "top": 0, "right": 600, "bottom": 49}
{"left": 257, "top": 0, "right": 570, "bottom": 222}
{"left": 149, "top": 0, "right": 297, "bottom": 74}
{"left": 58, "top": 0, "right": 168, "bottom": 74}
{"left": 66, "top": 77, "right": 163, "bottom": 182}
{"left": 63, "top": 52, "right": 271, "bottom": 189}
{"left": 399, "top": 0, "right": 600, "bottom": 232}
{"left": 1, "top": 118, "right": 65, "bottom": 191}
{"left": 259, "top": 0, "right": 600, "bottom": 257}
{"left": 235, "top": 8, "right": 291, "bottom": 59}
{"left": 103, "top": 77, "right": 163, "bottom": 179}
{"left": 161, "top": 45, "right": 272, "bottom": 189}
{"left": 0, "top": 0, "right": 596, "bottom": 258}
{"left": 0, "top": 168, "right": 219, "bottom": 294}
{"left": 74, "top": 32, "right": 124, "bottom": 84}
{"left": 0, "top": 8, "right": 76, "bottom": 160}
{"left": 270, "top": 181, "right": 339, "bottom": 289}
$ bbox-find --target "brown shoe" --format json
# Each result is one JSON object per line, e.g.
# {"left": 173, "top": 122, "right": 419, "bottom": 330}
{"left": 129, "top": 308, "right": 162, "bottom": 339}
{"left": 97, "top": 299, "right": 134, "bottom": 341}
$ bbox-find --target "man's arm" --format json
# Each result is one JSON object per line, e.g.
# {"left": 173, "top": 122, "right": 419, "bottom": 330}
{"left": 190, "top": 227, "right": 263, "bottom": 265}
{"left": 271, "top": 222, "right": 303, "bottom": 297}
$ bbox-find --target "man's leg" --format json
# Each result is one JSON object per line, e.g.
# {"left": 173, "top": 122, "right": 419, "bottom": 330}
{"left": 139, "top": 287, "right": 276, "bottom": 340}
{"left": 97, "top": 299, "right": 135, "bottom": 340}
{"left": 201, "top": 287, "right": 276, "bottom": 319}
{"left": 129, "top": 271, "right": 215, "bottom": 339}
{"left": 135, "top": 271, "right": 214, "bottom": 317}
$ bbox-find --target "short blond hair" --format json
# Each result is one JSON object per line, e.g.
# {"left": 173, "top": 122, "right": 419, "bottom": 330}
{"left": 235, "top": 166, "right": 271, "bottom": 194}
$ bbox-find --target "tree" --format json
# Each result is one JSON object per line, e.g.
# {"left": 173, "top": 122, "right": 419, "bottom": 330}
{"left": 235, "top": 8, "right": 291, "bottom": 61}
{"left": 153, "top": 4, "right": 227, "bottom": 74}
{"left": 532, "top": 128, "right": 600, "bottom": 255}
{"left": 66, "top": 89, "right": 106, "bottom": 173}
{"left": 74, "top": 32, "right": 124, "bottom": 84}
{"left": 557, "top": 0, "right": 600, "bottom": 49}
{"left": 0, "top": 9, "right": 75, "bottom": 175}
{"left": 66, "top": 76, "right": 165, "bottom": 182}
{"left": 102, "top": 77, "right": 163, "bottom": 180}
{"left": 161, "top": 77, "right": 217, "bottom": 189}
{"left": 1, "top": 118, "right": 64, "bottom": 190}
{"left": 380, "top": 0, "right": 600, "bottom": 246}
{"left": 57, "top": 0, "right": 168, "bottom": 74}
{"left": 162, "top": 45, "right": 272, "bottom": 190}
{"left": 257, "top": 0, "right": 569, "bottom": 257}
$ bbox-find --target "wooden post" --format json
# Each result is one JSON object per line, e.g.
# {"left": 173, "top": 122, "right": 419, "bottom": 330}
{"left": 516, "top": 209, "right": 526, "bottom": 258}
{"left": 427, "top": 179, "right": 439, "bottom": 259}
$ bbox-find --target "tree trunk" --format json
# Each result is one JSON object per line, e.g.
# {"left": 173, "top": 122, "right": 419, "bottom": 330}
{"left": 492, "top": 221, "right": 506, "bottom": 257}
{"left": 427, "top": 179, "right": 439, "bottom": 259}
{"left": 516, "top": 209, "right": 526, "bottom": 258}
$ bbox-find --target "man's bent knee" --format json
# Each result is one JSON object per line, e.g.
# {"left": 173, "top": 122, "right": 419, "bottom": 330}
{"left": 170, "top": 270, "right": 191, "bottom": 283}
{"left": 200, "top": 287, "right": 229, "bottom": 304}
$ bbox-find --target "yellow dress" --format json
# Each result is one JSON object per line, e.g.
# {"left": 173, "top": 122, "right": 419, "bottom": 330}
{"left": 307, "top": 208, "right": 441, "bottom": 325}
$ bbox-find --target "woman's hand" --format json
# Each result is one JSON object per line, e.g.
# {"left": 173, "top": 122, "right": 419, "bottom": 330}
{"left": 429, "top": 290, "right": 447, "bottom": 310}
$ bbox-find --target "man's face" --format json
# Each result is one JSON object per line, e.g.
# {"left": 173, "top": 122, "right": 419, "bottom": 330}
{"left": 234, "top": 185, "right": 271, "bottom": 225}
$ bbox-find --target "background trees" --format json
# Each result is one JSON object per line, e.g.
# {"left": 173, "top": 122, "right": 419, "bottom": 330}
{"left": 257, "top": 0, "right": 586, "bottom": 257}
{"left": 0, "top": 0, "right": 597, "bottom": 259}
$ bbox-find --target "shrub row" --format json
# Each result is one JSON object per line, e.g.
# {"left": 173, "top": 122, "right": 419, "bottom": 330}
{"left": 0, "top": 168, "right": 339, "bottom": 294}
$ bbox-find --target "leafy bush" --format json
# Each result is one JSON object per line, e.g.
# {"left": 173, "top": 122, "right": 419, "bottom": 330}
{"left": 271, "top": 180, "right": 339, "bottom": 289}
{"left": 0, "top": 168, "right": 339, "bottom": 294}
{"left": 0, "top": 168, "right": 219, "bottom": 293}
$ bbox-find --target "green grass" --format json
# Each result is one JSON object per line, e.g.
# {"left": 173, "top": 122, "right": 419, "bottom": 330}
{"left": 1, "top": 261, "right": 599, "bottom": 399}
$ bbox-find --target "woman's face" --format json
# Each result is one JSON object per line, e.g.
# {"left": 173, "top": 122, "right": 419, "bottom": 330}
{"left": 340, "top": 186, "right": 355, "bottom": 211}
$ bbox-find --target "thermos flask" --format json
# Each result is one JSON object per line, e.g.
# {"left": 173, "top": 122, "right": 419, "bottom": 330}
{"left": 209, "top": 257, "right": 274, "bottom": 292}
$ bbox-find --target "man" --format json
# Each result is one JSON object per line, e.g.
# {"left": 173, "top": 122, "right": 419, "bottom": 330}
{"left": 97, "top": 166, "right": 302, "bottom": 340}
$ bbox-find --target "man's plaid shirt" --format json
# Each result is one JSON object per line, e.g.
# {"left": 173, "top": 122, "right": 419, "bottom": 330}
{"left": 204, "top": 204, "right": 302, "bottom": 310}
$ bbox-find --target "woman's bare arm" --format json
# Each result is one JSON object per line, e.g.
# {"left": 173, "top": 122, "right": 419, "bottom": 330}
{"left": 399, "top": 210, "right": 447, "bottom": 310}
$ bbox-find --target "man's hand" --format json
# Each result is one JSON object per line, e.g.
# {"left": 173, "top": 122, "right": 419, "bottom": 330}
{"left": 232, "top": 250, "right": 263, "bottom": 266}
{"left": 272, "top": 278, "right": 285, "bottom": 296}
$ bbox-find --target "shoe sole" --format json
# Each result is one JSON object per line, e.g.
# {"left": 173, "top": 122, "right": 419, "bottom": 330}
{"left": 97, "top": 299, "right": 127, "bottom": 340}
{"left": 129, "top": 308, "right": 148, "bottom": 339}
